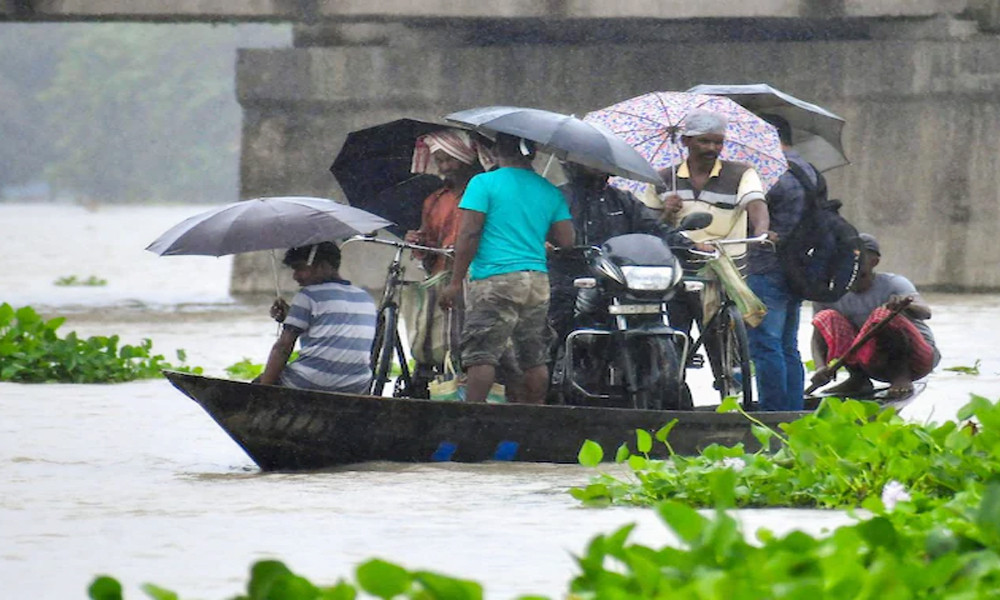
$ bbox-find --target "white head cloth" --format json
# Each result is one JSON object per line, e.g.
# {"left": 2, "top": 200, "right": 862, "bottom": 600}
{"left": 681, "top": 110, "right": 728, "bottom": 137}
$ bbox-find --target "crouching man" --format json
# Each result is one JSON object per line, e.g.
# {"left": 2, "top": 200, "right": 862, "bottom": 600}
{"left": 810, "top": 233, "right": 940, "bottom": 399}
{"left": 258, "top": 242, "right": 377, "bottom": 394}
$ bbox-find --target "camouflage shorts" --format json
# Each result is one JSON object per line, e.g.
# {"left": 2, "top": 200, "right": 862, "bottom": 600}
{"left": 460, "top": 270, "right": 552, "bottom": 370}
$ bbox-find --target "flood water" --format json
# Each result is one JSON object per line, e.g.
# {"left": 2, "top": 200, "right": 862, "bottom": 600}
{"left": 2, "top": 202, "right": 999, "bottom": 599}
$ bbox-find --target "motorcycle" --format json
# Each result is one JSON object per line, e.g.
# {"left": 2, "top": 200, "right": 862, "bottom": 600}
{"left": 552, "top": 213, "right": 711, "bottom": 411}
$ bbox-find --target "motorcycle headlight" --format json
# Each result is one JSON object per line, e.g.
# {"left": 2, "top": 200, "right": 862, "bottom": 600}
{"left": 620, "top": 266, "right": 680, "bottom": 291}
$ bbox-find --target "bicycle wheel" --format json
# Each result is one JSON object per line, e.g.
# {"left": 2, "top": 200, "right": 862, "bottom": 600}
{"left": 369, "top": 304, "right": 398, "bottom": 396}
{"left": 391, "top": 334, "right": 413, "bottom": 398}
{"left": 716, "top": 305, "right": 754, "bottom": 410}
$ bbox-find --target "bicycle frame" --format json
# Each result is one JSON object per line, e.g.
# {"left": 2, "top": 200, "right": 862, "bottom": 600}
{"left": 681, "top": 234, "right": 773, "bottom": 408}
{"left": 343, "top": 234, "right": 453, "bottom": 397}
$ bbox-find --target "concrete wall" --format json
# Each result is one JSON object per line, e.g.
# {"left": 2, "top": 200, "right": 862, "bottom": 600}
{"left": 234, "top": 34, "right": 1000, "bottom": 294}
{"left": 0, "top": 0, "right": 977, "bottom": 21}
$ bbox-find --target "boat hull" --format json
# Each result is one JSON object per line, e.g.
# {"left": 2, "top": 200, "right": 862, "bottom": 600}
{"left": 163, "top": 371, "right": 826, "bottom": 471}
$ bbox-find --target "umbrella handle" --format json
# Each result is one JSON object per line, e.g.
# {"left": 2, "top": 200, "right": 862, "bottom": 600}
{"left": 269, "top": 250, "right": 282, "bottom": 298}
{"left": 270, "top": 250, "right": 283, "bottom": 337}
{"left": 540, "top": 153, "right": 556, "bottom": 178}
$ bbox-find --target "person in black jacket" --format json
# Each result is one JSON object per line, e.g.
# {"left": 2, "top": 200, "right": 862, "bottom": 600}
{"left": 746, "top": 114, "right": 824, "bottom": 411}
{"left": 547, "top": 162, "right": 702, "bottom": 359}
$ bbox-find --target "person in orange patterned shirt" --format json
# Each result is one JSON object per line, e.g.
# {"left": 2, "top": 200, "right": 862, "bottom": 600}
{"left": 403, "top": 129, "right": 497, "bottom": 398}
{"left": 405, "top": 129, "right": 488, "bottom": 273}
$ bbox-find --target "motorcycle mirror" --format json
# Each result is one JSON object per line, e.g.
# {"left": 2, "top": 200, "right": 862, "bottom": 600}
{"left": 679, "top": 212, "right": 713, "bottom": 231}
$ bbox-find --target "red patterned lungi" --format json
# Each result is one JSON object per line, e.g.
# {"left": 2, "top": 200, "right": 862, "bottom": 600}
{"left": 812, "top": 307, "right": 935, "bottom": 379}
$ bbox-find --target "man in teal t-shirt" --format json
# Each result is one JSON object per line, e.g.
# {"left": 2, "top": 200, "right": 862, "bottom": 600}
{"left": 440, "top": 134, "right": 574, "bottom": 404}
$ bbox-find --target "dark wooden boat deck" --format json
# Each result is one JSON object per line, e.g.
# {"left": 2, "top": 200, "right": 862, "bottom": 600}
{"left": 164, "top": 371, "right": 916, "bottom": 472}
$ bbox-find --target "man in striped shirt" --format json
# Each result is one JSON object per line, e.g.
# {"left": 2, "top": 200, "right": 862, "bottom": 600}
{"left": 259, "top": 242, "right": 377, "bottom": 394}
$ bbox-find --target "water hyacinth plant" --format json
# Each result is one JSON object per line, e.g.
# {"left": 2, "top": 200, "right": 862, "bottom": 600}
{"left": 89, "top": 557, "right": 483, "bottom": 600}
{"left": 54, "top": 274, "right": 108, "bottom": 286}
{"left": 572, "top": 395, "right": 1000, "bottom": 511}
{"left": 0, "top": 303, "right": 201, "bottom": 383}
{"left": 568, "top": 484, "right": 1000, "bottom": 599}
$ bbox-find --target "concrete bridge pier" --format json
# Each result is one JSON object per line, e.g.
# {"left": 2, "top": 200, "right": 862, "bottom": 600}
{"left": 233, "top": 19, "right": 1000, "bottom": 296}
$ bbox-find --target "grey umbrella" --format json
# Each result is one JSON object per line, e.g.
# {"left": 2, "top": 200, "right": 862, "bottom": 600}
{"left": 146, "top": 195, "right": 393, "bottom": 296}
{"left": 444, "top": 105, "right": 663, "bottom": 184}
{"left": 686, "top": 83, "right": 848, "bottom": 172}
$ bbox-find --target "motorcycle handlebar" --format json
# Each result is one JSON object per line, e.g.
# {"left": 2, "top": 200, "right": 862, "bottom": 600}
{"left": 550, "top": 245, "right": 601, "bottom": 259}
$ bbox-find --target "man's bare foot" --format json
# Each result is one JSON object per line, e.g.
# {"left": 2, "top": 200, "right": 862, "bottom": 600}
{"left": 884, "top": 378, "right": 915, "bottom": 399}
{"left": 823, "top": 373, "right": 875, "bottom": 397}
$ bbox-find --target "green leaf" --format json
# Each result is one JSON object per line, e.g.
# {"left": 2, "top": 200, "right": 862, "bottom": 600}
{"left": 717, "top": 396, "right": 741, "bottom": 413}
{"left": 413, "top": 571, "right": 483, "bottom": 600}
{"left": 956, "top": 394, "right": 991, "bottom": 421}
{"left": 627, "top": 454, "right": 648, "bottom": 471}
{"left": 88, "top": 576, "right": 123, "bottom": 600}
{"left": 247, "top": 560, "right": 295, "bottom": 600}
{"left": 356, "top": 558, "right": 411, "bottom": 599}
{"left": 317, "top": 580, "right": 358, "bottom": 600}
{"left": 708, "top": 468, "right": 737, "bottom": 509}
{"left": 140, "top": 583, "right": 179, "bottom": 600}
{"left": 655, "top": 419, "right": 678, "bottom": 443}
{"left": 265, "top": 574, "right": 319, "bottom": 600}
{"left": 635, "top": 429, "right": 652, "bottom": 454}
{"left": 614, "top": 443, "right": 631, "bottom": 463}
{"left": 657, "top": 501, "right": 707, "bottom": 544}
{"left": 751, "top": 424, "right": 774, "bottom": 451}
{"left": 975, "top": 481, "right": 1000, "bottom": 546}
{"left": 578, "top": 439, "right": 604, "bottom": 467}
{"left": 856, "top": 516, "right": 900, "bottom": 552}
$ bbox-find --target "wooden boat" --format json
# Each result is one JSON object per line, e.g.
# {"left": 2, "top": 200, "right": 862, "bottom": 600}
{"left": 163, "top": 371, "right": 918, "bottom": 472}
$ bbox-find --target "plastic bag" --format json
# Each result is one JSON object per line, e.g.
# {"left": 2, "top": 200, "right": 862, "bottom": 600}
{"left": 429, "top": 351, "right": 506, "bottom": 403}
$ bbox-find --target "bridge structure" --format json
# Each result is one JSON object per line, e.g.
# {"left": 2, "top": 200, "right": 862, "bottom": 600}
{"left": 6, "top": 0, "right": 1000, "bottom": 291}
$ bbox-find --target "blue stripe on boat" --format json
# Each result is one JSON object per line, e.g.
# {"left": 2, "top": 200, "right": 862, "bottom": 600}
{"left": 494, "top": 440, "right": 518, "bottom": 461}
{"left": 432, "top": 441, "right": 456, "bottom": 462}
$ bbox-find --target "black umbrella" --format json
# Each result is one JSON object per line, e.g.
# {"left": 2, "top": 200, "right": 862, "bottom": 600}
{"left": 686, "top": 83, "right": 848, "bottom": 172}
{"left": 444, "top": 105, "right": 663, "bottom": 184}
{"left": 330, "top": 118, "right": 461, "bottom": 237}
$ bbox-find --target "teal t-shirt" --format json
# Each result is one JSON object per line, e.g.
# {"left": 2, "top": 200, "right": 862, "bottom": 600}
{"left": 459, "top": 167, "right": 571, "bottom": 280}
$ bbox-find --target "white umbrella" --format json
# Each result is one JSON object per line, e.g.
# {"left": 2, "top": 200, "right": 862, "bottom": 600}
{"left": 146, "top": 196, "right": 393, "bottom": 296}
{"left": 686, "top": 83, "right": 849, "bottom": 172}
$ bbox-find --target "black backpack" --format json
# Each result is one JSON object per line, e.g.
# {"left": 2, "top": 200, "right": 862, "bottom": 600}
{"left": 778, "top": 162, "right": 862, "bottom": 303}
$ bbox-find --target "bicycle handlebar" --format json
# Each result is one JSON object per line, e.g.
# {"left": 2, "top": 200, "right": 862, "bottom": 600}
{"left": 343, "top": 234, "right": 454, "bottom": 256}
{"left": 687, "top": 234, "right": 775, "bottom": 259}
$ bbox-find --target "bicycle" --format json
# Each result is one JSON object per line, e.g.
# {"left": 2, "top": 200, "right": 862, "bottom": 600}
{"left": 342, "top": 234, "right": 453, "bottom": 397}
{"left": 683, "top": 234, "right": 772, "bottom": 410}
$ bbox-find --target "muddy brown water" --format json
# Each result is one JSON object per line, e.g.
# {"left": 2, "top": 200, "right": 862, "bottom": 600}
{"left": 2, "top": 203, "right": 998, "bottom": 598}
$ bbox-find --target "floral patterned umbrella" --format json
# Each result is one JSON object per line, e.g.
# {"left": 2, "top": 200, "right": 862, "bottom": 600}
{"left": 584, "top": 91, "right": 787, "bottom": 194}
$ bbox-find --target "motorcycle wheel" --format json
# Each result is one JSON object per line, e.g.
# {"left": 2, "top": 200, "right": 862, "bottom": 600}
{"left": 632, "top": 336, "right": 691, "bottom": 410}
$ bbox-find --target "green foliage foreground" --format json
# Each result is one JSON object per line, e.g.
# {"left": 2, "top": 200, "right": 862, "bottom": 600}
{"left": 89, "top": 558, "right": 484, "bottom": 600}
{"left": 572, "top": 395, "right": 999, "bottom": 511}
{"left": 88, "top": 396, "right": 1000, "bottom": 599}
{"left": 0, "top": 303, "right": 201, "bottom": 383}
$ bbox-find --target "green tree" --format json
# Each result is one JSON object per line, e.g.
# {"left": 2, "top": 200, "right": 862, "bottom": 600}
{"left": 38, "top": 23, "right": 286, "bottom": 203}
{"left": 0, "top": 24, "right": 69, "bottom": 190}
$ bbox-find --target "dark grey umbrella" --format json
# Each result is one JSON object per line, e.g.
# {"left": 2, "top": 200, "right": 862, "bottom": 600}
{"left": 686, "top": 83, "right": 848, "bottom": 172}
{"left": 146, "top": 196, "right": 393, "bottom": 295}
{"left": 444, "top": 105, "right": 663, "bottom": 184}
{"left": 146, "top": 196, "right": 392, "bottom": 257}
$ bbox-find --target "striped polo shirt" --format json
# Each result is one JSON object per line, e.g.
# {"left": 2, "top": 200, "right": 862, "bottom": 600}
{"left": 665, "top": 159, "right": 766, "bottom": 268}
{"left": 279, "top": 280, "right": 377, "bottom": 394}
